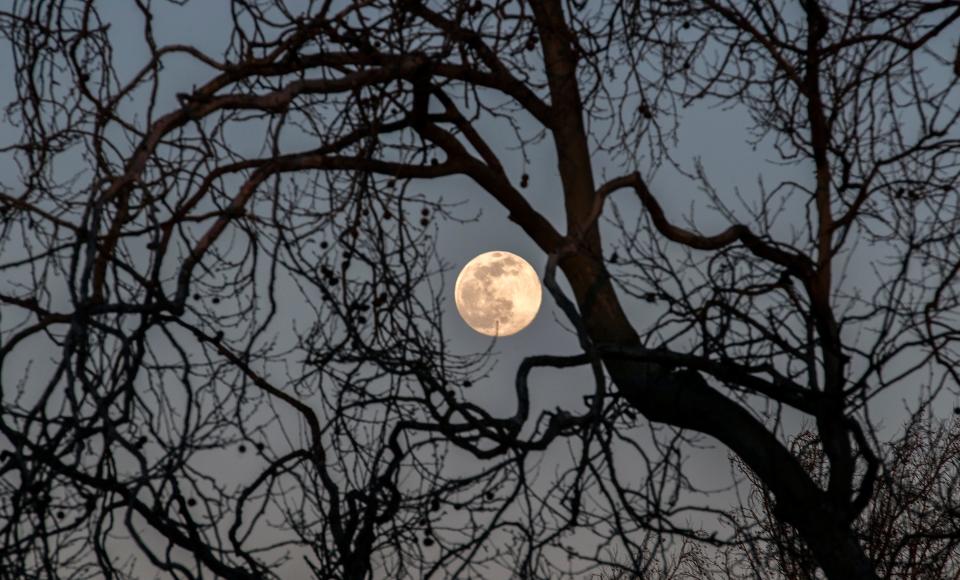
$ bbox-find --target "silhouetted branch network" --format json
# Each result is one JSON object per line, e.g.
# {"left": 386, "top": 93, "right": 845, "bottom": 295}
{"left": 0, "top": 1, "right": 958, "bottom": 579}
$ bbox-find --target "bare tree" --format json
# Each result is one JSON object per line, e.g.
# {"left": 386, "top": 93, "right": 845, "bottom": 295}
{"left": 0, "top": 1, "right": 958, "bottom": 578}
{"left": 602, "top": 416, "right": 960, "bottom": 579}
{"left": 737, "top": 415, "right": 960, "bottom": 580}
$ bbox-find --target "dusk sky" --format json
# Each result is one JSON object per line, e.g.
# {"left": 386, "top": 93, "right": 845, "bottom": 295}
{"left": 1, "top": 2, "right": 958, "bottom": 579}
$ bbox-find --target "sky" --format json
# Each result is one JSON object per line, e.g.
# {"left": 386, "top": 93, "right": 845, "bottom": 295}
{"left": 0, "top": 1, "right": 957, "bottom": 578}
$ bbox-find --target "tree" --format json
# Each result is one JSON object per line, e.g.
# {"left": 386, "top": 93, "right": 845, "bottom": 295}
{"left": 602, "top": 416, "right": 960, "bottom": 579}
{"left": 739, "top": 415, "right": 960, "bottom": 579}
{"left": 0, "top": 1, "right": 958, "bottom": 578}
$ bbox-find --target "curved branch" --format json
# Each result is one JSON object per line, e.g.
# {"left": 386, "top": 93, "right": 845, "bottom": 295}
{"left": 595, "top": 172, "right": 816, "bottom": 280}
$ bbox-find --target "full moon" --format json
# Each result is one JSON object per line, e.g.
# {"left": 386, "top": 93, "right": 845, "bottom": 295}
{"left": 455, "top": 251, "right": 542, "bottom": 337}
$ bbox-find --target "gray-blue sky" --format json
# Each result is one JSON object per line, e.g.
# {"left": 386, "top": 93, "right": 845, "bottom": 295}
{"left": 1, "top": 1, "right": 958, "bottom": 578}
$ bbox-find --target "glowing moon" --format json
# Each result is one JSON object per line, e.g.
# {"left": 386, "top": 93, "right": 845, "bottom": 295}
{"left": 455, "top": 251, "right": 542, "bottom": 337}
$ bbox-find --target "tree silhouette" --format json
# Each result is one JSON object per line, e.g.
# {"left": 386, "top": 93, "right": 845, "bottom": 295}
{"left": 0, "top": 1, "right": 958, "bottom": 578}
{"left": 599, "top": 416, "right": 960, "bottom": 579}
{"left": 739, "top": 416, "right": 960, "bottom": 579}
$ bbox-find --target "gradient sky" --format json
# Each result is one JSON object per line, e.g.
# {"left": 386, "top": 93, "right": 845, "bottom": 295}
{"left": 1, "top": 2, "right": 957, "bottom": 578}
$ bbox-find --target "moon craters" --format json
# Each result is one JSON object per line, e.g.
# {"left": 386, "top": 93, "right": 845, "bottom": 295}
{"left": 454, "top": 251, "right": 541, "bottom": 336}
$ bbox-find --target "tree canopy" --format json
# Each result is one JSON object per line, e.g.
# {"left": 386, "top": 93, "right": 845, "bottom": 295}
{"left": 0, "top": 1, "right": 959, "bottom": 578}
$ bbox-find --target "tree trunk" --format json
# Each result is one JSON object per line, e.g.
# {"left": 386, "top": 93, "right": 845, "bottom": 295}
{"left": 559, "top": 253, "right": 879, "bottom": 580}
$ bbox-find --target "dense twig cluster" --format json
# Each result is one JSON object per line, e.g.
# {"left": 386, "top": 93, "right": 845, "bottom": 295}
{"left": 0, "top": 1, "right": 958, "bottom": 578}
